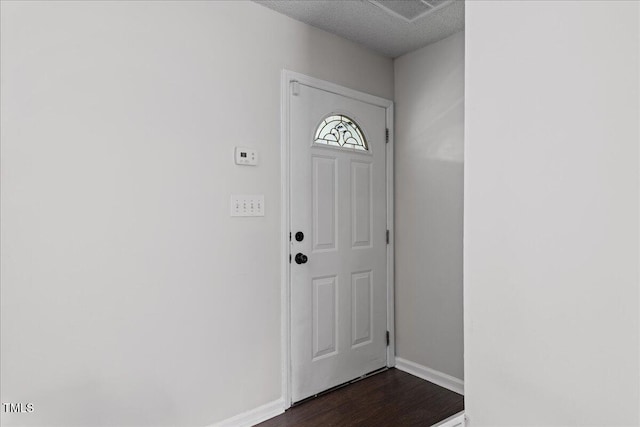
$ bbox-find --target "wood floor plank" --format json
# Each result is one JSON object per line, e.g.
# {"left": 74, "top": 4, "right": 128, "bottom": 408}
{"left": 257, "top": 368, "right": 464, "bottom": 427}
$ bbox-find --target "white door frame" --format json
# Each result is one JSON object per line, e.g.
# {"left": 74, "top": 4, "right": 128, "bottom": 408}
{"left": 280, "top": 70, "right": 395, "bottom": 408}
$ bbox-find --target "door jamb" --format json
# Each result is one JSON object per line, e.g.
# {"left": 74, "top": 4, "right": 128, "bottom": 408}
{"left": 280, "top": 70, "right": 395, "bottom": 408}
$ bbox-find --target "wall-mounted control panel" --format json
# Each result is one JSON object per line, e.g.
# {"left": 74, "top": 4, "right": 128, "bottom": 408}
{"left": 230, "top": 195, "right": 264, "bottom": 217}
{"left": 235, "top": 147, "right": 258, "bottom": 166}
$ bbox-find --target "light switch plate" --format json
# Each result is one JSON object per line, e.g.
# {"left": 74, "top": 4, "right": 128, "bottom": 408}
{"left": 235, "top": 147, "right": 258, "bottom": 166}
{"left": 231, "top": 195, "right": 264, "bottom": 217}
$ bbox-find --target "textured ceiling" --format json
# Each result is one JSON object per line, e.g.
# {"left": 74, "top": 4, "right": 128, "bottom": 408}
{"left": 254, "top": 0, "right": 464, "bottom": 58}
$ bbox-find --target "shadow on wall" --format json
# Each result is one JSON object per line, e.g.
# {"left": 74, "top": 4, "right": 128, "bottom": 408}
{"left": 393, "top": 30, "right": 465, "bottom": 382}
{"left": 414, "top": 96, "right": 464, "bottom": 164}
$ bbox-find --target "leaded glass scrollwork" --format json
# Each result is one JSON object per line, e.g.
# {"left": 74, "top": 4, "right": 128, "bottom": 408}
{"left": 314, "top": 115, "right": 368, "bottom": 151}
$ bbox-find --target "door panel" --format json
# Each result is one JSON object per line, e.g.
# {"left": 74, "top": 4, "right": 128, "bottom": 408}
{"left": 351, "top": 270, "right": 372, "bottom": 347}
{"left": 351, "top": 161, "right": 372, "bottom": 248}
{"left": 312, "top": 275, "right": 338, "bottom": 359}
{"left": 290, "top": 83, "right": 387, "bottom": 403}
{"left": 312, "top": 156, "right": 337, "bottom": 251}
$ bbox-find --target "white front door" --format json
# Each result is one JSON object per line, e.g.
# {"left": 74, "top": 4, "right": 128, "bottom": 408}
{"left": 289, "top": 82, "right": 388, "bottom": 403}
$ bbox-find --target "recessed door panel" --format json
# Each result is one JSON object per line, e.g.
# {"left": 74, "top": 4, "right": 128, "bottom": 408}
{"left": 351, "top": 161, "right": 372, "bottom": 248}
{"left": 312, "top": 276, "right": 338, "bottom": 359}
{"left": 313, "top": 156, "right": 337, "bottom": 251}
{"left": 352, "top": 271, "right": 373, "bottom": 347}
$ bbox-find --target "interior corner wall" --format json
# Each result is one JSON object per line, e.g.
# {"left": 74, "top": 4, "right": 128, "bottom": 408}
{"left": 393, "top": 31, "right": 465, "bottom": 381}
{"left": 0, "top": 2, "right": 393, "bottom": 426}
{"left": 464, "top": 1, "right": 639, "bottom": 425}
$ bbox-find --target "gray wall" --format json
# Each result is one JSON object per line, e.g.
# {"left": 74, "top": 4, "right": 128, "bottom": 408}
{"left": 0, "top": 2, "right": 393, "bottom": 426}
{"left": 394, "top": 31, "right": 465, "bottom": 381}
{"left": 464, "top": 1, "right": 639, "bottom": 425}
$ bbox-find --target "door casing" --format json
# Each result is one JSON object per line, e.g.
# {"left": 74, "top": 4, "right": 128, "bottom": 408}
{"left": 280, "top": 70, "right": 395, "bottom": 408}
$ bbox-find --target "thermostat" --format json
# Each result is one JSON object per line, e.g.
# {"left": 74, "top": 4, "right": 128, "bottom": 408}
{"left": 235, "top": 147, "right": 258, "bottom": 166}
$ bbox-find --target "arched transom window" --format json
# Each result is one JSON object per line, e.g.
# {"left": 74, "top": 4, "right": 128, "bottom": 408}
{"left": 314, "top": 115, "right": 368, "bottom": 151}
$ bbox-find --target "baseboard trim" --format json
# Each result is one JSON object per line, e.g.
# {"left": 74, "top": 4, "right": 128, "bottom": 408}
{"left": 395, "top": 357, "right": 464, "bottom": 395}
{"left": 432, "top": 410, "right": 465, "bottom": 427}
{"left": 212, "top": 398, "right": 285, "bottom": 427}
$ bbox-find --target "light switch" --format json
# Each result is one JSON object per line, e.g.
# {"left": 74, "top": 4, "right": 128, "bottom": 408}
{"left": 231, "top": 195, "right": 265, "bottom": 217}
{"left": 235, "top": 147, "right": 258, "bottom": 166}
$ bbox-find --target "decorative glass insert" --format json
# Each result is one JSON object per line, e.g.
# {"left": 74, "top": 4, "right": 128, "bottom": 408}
{"left": 314, "top": 115, "right": 368, "bottom": 151}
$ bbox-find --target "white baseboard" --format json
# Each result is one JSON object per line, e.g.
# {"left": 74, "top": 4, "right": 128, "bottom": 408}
{"left": 395, "top": 357, "right": 464, "bottom": 395}
{"left": 432, "top": 411, "right": 465, "bottom": 427}
{"left": 212, "top": 398, "right": 285, "bottom": 427}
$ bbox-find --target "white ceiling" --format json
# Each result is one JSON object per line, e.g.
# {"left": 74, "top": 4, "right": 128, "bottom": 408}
{"left": 254, "top": 0, "right": 464, "bottom": 58}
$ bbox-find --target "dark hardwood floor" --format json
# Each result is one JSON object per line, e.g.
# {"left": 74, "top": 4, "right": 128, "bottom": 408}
{"left": 257, "top": 368, "right": 464, "bottom": 427}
